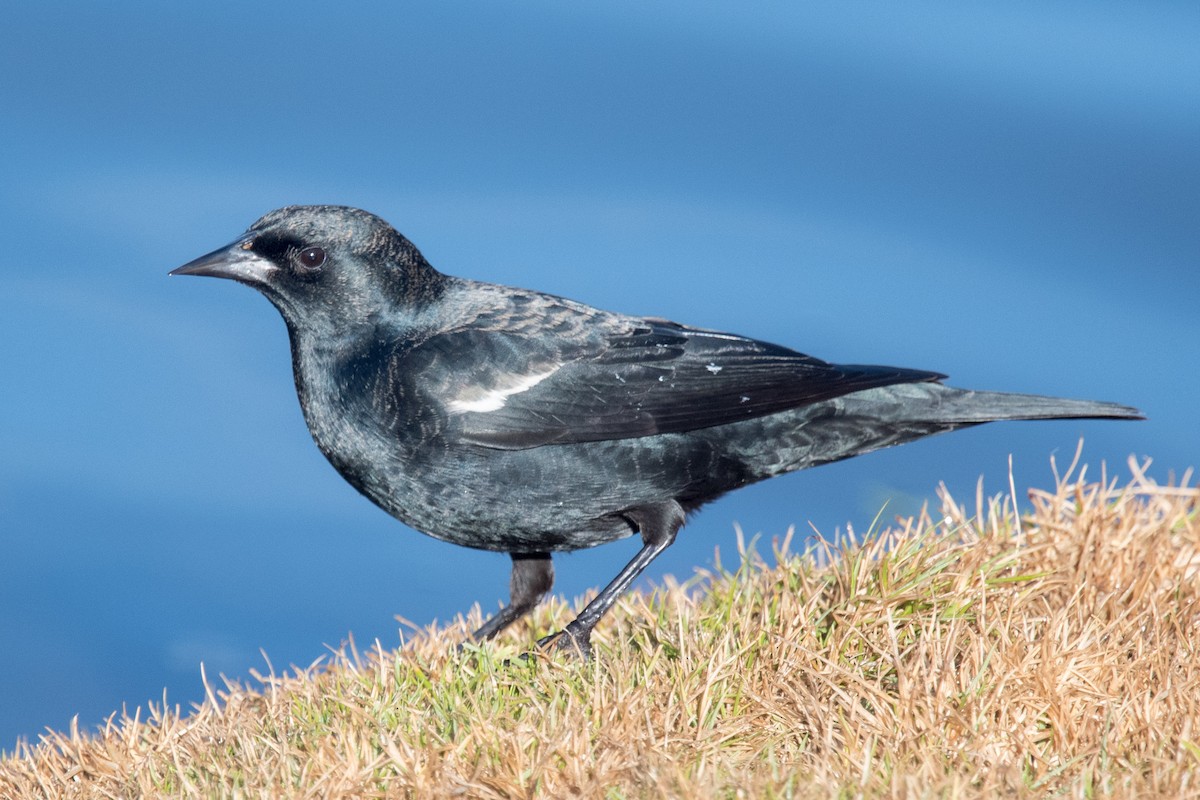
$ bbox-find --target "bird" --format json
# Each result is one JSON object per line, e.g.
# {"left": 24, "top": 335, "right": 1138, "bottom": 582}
{"left": 171, "top": 205, "right": 1142, "bottom": 658}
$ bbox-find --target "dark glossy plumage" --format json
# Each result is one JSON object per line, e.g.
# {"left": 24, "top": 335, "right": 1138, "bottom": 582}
{"left": 172, "top": 205, "right": 1142, "bottom": 657}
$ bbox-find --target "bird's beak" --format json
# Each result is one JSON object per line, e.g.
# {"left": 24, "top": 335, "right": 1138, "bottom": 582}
{"left": 170, "top": 236, "right": 276, "bottom": 284}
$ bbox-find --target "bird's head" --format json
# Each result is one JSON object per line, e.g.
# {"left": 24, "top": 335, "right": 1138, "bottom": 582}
{"left": 171, "top": 205, "right": 446, "bottom": 332}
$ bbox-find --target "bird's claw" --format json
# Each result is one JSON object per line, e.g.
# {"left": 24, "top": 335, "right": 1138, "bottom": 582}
{"left": 532, "top": 625, "right": 593, "bottom": 661}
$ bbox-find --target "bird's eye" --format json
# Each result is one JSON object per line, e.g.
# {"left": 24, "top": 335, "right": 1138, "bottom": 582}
{"left": 297, "top": 246, "right": 326, "bottom": 270}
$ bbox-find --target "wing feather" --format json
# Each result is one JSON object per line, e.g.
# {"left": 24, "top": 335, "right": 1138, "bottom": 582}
{"left": 413, "top": 317, "right": 943, "bottom": 450}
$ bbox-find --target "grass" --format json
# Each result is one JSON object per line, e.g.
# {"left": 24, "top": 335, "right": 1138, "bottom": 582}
{"left": 2, "top": 455, "right": 1198, "bottom": 798}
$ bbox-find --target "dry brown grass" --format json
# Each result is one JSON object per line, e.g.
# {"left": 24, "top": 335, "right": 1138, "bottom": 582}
{"left": 3, "top": 456, "right": 1198, "bottom": 799}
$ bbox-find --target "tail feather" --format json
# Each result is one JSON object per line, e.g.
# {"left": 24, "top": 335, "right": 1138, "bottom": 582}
{"left": 907, "top": 384, "right": 1144, "bottom": 424}
{"left": 727, "top": 381, "right": 1141, "bottom": 479}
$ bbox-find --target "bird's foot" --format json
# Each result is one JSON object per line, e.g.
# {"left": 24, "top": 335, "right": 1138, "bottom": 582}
{"left": 531, "top": 623, "right": 593, "bottom": 661}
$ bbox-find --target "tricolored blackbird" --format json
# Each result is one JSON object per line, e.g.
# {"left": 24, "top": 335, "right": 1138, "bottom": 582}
{"left": 172, "top": 205, "right": 1142, "bottom": 658}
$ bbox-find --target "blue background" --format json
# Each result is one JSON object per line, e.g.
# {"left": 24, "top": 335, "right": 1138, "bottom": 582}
{"left": 2, "top": 2, "right": 1196, "bottom": 749}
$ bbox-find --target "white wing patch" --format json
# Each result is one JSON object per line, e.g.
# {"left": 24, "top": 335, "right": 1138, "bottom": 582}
{"left": 447, "top": 367, "right": 561, "bottom": 414}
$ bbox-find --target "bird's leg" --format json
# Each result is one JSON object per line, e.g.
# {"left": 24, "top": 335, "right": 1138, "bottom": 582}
{"left": 470, "top": 552, "right": 553, "bottom": 641}
{"left": 538, "top": 500, "right": 685, "bottom": 659}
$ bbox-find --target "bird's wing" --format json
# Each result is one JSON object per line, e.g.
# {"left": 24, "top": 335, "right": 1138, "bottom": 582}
{"left": 412, "top": 314, "right": 944, "bottom": 450}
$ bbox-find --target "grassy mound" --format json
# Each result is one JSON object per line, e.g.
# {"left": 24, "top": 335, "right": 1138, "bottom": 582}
{"left": 3, "top": 458, "right": 1197, "bottom": 798}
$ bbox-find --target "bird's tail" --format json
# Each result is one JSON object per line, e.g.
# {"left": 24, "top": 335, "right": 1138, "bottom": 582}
{"left": 770, "top": 382, "right": 1143, "bottom": 474}
{"left": 895, "top": 384, "right": 1144, "bottom": 424}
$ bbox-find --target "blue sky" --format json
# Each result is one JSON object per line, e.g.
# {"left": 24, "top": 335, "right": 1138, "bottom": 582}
{"left": 2, "top": 2, "right": 1197, "bottom": 748}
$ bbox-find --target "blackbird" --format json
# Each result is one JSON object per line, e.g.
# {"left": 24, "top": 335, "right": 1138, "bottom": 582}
{"left": 172, "top": 205, "right": 1141, "bottom": 657}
